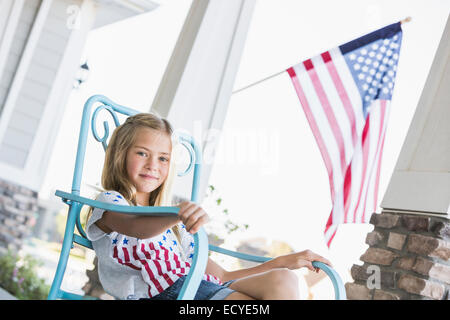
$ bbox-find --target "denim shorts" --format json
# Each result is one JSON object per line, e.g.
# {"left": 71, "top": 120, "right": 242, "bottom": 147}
{"left": 146, "top": 276, "right": 235, "bottom": 300}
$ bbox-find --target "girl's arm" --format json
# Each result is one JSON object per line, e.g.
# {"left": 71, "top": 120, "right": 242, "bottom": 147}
{"left": 206, "top": 250, "right": 333, "bottom": 283}
{"left": 97, "top": 200, "right": 209, "bottom": 239}
{"left": 205, "top": 257, "right": 279, "bottom": 283}
{"left": 97, "top": 211, "right": 180, "bottom": 239}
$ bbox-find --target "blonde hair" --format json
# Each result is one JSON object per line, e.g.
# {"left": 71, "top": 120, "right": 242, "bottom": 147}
{"left": 86, "top": 113, "right": 182, "bottom": 241}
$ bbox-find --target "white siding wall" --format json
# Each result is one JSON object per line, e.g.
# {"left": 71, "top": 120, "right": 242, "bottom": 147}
{"left": 0, "top": 0, "right": 40, "bottom": 115}
{"left": 0, "top": 0, "right": 41, "bottom": 167}
{"left": 0, "top": 1, "right": 15, "bottom": 44}
{"left": 0, "top": 0, "right": 76, "bottom": 168}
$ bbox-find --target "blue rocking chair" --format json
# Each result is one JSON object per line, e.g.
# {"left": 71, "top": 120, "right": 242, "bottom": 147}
{"left": 47, "top": 94, "right": 346, "bottom": 300}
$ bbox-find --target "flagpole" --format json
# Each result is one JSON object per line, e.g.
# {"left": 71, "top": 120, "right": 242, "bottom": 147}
{"left": 232, "top": 69, "right": 286, "bottom": 95}
{"left": 400, "top": 16, "right": 412, "bottom": 24}
{"left": 231, "top": 17, "right": 412, "bottom": 96}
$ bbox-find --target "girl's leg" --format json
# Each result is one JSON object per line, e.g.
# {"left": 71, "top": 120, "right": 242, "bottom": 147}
{"left": 226, "top": 268, "right": 300, "bottom": 300}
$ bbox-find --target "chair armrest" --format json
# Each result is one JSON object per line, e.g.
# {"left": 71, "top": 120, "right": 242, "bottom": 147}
{"left": 209, "top": 244, "right": 347, "bottom": 300}
{"left": 209, "top": 245, "right": 272, "bottom": 263}
{"left": 55, "top": 190, "right": 179, "bottom": 217}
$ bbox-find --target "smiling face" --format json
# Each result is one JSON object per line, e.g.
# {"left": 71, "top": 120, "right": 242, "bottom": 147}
{"left": 126, "top": 127, "right": 172, "bottom": 206}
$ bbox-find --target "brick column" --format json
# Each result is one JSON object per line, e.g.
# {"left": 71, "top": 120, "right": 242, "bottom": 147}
{"left": 0, "top": 178, "right": 38, "bottom": 254}
{"left": 345, "top": 211, "right": 450, "bottom": 300}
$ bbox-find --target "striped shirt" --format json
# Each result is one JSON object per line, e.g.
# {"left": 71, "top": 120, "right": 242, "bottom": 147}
{"left": 86, "top": 191, "right": 221, "bottom": 299}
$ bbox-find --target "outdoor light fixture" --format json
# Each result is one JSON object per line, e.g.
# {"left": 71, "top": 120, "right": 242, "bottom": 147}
{"left": 73, "top": 61, "right": 90, "bottom": 88}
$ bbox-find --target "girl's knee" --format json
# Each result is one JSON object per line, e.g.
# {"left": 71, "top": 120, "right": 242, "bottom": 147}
{"left": 266, "top": 269, "right": 299, "bottom": 299}
{"left": 269, "top": 268, "right": 299, "bottom": 286}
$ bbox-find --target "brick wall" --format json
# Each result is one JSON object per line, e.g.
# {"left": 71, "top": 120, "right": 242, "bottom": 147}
{"left": 345, "top": 211, "right": 450, "bottom": 300}
{"left": 0, "top": 178, "right": 38, "bottom": 254}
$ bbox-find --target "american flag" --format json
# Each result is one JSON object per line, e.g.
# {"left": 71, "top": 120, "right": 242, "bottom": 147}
{"left": 287, "top": 22, "right": 402, "bottom": 247}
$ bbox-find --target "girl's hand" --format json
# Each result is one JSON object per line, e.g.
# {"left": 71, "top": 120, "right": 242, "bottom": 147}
{"left": 274, "top": 250, "right": 333, "bottom": 273}
{"left": 177, "top": 201, "right": 210, "bottom": 234}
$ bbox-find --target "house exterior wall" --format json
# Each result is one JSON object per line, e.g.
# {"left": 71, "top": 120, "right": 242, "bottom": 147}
{"left": 0, "top": 0, "right": 39, "bottom": 116}
{"left": 0, "top": 0, "right": 75, "bottom": 169}
{"left": 0, "top": 0, "right": 83, "bottom": 191}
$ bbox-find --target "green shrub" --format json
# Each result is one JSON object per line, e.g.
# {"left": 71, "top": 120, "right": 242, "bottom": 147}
{"left": 0, "top": 250, "right": 50, "bottom": 300}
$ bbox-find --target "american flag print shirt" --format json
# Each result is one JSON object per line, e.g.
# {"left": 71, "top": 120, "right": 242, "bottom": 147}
{"left": 86, "top": 191, "right": 222, "bottom": 299}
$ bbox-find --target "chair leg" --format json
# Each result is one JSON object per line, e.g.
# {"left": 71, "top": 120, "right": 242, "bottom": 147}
{"left": 47, "top": 203, "right": 81, "bottom": 300}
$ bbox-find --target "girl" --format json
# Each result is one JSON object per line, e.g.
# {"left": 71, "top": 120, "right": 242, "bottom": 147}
{"left": 86, "top": 112, "right": 332, "bottom": 300}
